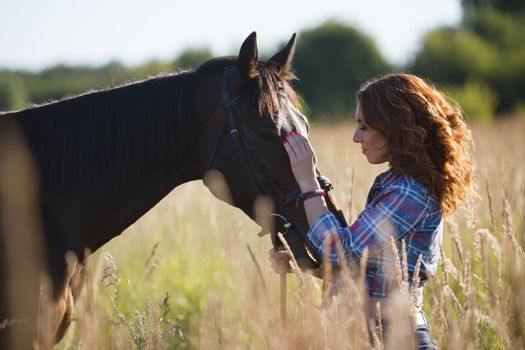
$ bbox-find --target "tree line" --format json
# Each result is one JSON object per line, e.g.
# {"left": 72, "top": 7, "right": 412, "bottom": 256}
{"left": 1, "top": 0, "right": 523, "bottom": 122}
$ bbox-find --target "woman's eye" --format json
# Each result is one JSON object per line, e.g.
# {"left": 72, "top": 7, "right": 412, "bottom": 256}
{"left": 358, "top": 123, "right": 368, "bottom": 131}
{"left": 257, "top": 129, "right": 279, "bottom": 140}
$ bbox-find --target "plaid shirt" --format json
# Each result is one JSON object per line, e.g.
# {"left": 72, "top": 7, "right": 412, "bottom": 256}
{"left": 307, "top": 170, "right": 443, "bottom": 298}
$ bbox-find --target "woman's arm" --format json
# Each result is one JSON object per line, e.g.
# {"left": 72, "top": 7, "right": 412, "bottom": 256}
{"left": 267, "top": 132, "right": 331, "bottom": 278}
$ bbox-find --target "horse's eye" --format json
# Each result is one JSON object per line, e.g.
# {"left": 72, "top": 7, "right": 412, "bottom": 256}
{"left": 256, "top": 129, "right": 279, "bottom": 141}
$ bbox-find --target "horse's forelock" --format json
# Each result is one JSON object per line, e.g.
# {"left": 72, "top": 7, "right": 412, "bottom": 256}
{"left": 256, "top": 65, "right": 301, "bottom": 131}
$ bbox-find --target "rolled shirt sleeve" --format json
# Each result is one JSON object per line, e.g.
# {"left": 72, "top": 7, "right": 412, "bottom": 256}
{"left": 306, "top": 185, "right": 431, "bottom": 266}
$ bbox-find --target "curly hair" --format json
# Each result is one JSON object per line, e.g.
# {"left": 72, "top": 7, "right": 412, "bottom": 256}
{"left": 357, "top": 73, "right": 475, "bottom": 215}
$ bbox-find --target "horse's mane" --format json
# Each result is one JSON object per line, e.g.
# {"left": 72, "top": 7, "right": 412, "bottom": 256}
{"left": 7, "top": 71, "right": 196, "bottom": 191}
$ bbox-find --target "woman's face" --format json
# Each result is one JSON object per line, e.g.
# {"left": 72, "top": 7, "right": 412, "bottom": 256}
{"left": 353, "top": 104, "right": 389, "bottom": 164}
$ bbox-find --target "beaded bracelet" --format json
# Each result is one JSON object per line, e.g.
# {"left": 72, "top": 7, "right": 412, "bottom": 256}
{"left": 298, "top": 189, "right": 326, "bottom": 202}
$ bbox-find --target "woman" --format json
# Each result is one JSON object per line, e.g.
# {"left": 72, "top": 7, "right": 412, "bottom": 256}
{"left": 270, "top": 73, "right": 475, "bottom": 349}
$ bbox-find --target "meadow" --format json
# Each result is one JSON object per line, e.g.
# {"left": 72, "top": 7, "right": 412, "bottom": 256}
{"left": 55, "top": 117, "right": 525, "bottom": 349}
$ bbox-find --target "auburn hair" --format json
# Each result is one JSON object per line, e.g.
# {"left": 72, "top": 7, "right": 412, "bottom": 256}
{"left": 357, "top": 73, "right": 475, "bottom": 215}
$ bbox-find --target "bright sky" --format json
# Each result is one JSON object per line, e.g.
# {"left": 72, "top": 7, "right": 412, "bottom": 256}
{"left": 0, "top": 0, "right": 462, "bottom": 72}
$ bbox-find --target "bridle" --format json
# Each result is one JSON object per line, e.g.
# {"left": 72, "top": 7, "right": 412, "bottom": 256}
{"left": 207, "top": 67, "right": 301, "bottom": 220}
{"left": 207, "top": 66, "right": 346, "bottom": 266}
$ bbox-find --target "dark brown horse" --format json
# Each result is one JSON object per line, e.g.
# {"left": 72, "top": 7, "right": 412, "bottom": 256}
{"left": 0, "top": 33, "right": 343, "bottom": 347}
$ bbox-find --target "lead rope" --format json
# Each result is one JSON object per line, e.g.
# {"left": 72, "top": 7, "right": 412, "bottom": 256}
{"left": 281, "top": 273, "right": 286, "bottom": 327}
{"left": 269, "top": 213, "right": 292, "bottom": 327}
{"left": 276, "top": 175, "right": 347, "bottom": 327}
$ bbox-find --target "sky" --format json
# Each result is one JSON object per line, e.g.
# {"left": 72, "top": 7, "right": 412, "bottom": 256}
{"left": 0, "top": 0, "right": 462, "bottom": 72}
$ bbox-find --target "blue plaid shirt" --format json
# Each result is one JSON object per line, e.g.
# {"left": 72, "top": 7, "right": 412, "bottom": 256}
{"left": 307, "top": 170, "right": 443, "bottom": 298}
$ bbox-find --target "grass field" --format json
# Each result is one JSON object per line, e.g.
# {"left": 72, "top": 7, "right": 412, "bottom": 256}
{"left": 55, "top": 117, "right": 525, "bottom": 349}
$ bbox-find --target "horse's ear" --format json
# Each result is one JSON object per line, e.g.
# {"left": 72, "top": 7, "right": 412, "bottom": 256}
{"left": 237, "top": 32, "right": 258, "bottom": 81}
{"left": 267, "top": 33, "right": 296, "bottom": 77}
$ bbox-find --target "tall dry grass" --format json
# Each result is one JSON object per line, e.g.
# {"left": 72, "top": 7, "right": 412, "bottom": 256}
{"left": 49, "top": 117, "right": 525, "bottom": 349}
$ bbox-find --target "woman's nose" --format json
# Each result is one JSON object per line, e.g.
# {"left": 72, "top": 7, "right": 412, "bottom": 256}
{"left": 353, "top": 129, "right": 362, "bottom": 143}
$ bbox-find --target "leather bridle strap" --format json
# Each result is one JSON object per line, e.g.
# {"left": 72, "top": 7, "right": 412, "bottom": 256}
{"left": 219, "top": 66, "right": 301, "bottom": 212}
{"left": 318, "top": 174, "right": 348, "bottom": 227}
{"left": 220, "top": 67, "right": 261, "bottom": 196}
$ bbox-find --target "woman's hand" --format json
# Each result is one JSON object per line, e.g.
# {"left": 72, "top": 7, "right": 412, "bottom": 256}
{"left": 283, "top": 132, "right": 319, "bottom": 191}
{"left": 268, "top": 248, "right": 292, "bottom": 273}
{"left": 269, "top": 248, "right": 328, "bottom": 279}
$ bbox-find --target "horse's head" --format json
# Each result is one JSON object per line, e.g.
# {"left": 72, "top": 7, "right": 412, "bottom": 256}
{"left": 193, "top": 32, "right": 337, "bottom": 270}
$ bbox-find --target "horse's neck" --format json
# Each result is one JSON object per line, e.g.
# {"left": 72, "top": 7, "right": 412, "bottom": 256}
{"left": 80, "top": 102, "right": 226, "bottom": 253}
{"left": 19, "top": 74, "right": 202, "bottom": 256}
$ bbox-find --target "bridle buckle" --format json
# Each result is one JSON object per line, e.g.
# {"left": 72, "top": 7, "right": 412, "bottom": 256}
{"left": 271, "top": 213, "right": 293, "bottom": 234}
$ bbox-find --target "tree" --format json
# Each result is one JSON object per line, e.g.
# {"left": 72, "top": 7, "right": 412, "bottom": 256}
{"left": 0, "top": 77, "right": 13, "bottom": 111}
{"left": 293, "top": 20, "right": 390, "bottom": 120}
{"left": 0, "top": 74, "right": 27, "bottom": 111}
{"left": 410, "top": 28, "right": 497, "bottom": 86}
{"left": 464, "top": 9, "right": 525, "bottom": 49}
{"left": 462, "top": 0, "right": 525, "bottom": 20}
{"left": 409, "top": 2, "right": 525, "bottom": 116}
{"left": 460, "top": 1, "right": 525, "bottom": 113}
{"left": 173, "top": 48, "right": 213, "bottom": 70}
{"left": 463, "top": 9, "right": 525, "bottom": 112}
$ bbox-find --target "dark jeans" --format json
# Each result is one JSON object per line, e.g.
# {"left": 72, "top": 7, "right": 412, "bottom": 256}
{"left": 369, "top": 312, "right": 439, "bottom": 349}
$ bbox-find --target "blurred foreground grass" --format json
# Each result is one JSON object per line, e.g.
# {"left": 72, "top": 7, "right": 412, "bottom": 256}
{"left": 56, "top": 117, "right": 525, "bottom": 349}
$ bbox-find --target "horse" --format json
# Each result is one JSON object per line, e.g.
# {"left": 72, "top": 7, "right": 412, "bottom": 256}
{"left": 0, "top": 32, "right": 344, "bottom": 347}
